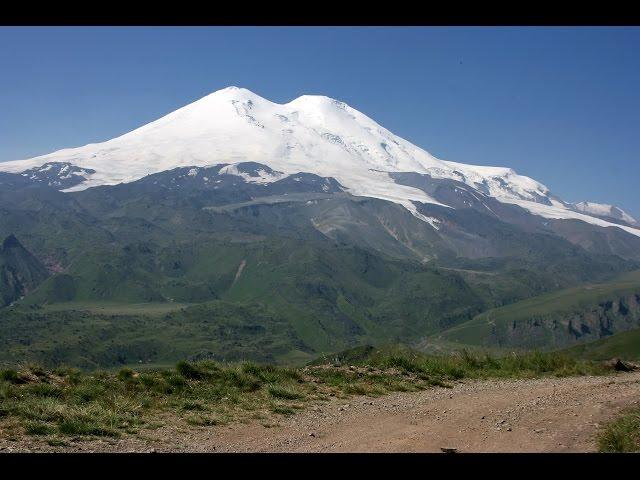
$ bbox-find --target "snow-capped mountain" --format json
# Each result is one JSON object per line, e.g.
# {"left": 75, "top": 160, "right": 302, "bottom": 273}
{"left": 0, "top": 86, "right": 637, "bottom": 237}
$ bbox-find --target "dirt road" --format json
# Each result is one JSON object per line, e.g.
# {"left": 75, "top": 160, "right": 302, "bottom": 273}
{"left": 3, "top": 372, "right": 639, "bottom": 453}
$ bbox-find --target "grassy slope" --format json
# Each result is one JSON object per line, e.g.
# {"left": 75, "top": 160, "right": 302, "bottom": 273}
{"left": 564, "top": 327, "right": 640, "bottom": 361}
{"left": 6, "top": 268, "right": 639, "bottom": 370}
{"left": 39, "top": 302, "right": 193, "bottom": 315}
{"left": 2, "top": 171, "right": 637, "bottom": 364}
{"left": 5, "top": 236, "right": 500, "bottom": 367}
{"left": 0, "top": 349, "right": 608, "bottom": 443}
{"left": 3, "top": 178, "right": 638, "bottom": 367}
{"left": 0, "top": 235, "right": 50, "bottom": 307}
{"left": 438, "top": 270, "right": 640, "bottom": 348}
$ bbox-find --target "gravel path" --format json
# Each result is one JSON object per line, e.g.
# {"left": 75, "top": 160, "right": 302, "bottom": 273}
{"left": 2, "top": 371, "right": 639, "bottom": 453}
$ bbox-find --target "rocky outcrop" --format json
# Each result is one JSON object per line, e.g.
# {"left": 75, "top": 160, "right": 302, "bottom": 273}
{"left": 497, "top": 293, "right": 640, "bottom": 349}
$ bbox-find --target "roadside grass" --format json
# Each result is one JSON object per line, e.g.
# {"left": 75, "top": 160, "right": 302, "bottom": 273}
{"left": 0, "top": 349, "right": 611, "bottom": 441}
{"left": 598, "top": 406, "right": 640, "bottom": 452}
{"left": 312, "top": 346, "right": 608, "bottom": 380}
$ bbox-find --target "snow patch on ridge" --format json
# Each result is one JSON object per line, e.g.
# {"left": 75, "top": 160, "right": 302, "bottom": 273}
{"left": 412, "top": 210, "right": 442, "bottom": 230}
{"left": 501, "top": 198, "right": 640, "bottom": 238}
{"left": 218, "top": 163, "right": 288, "bottom": 184}
{"left": 571, "top": 201, "right": 637, "bottom": 226}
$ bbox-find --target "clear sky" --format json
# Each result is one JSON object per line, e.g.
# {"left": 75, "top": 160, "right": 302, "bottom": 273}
{"left": 1, "top": 27, "right": 638, "bottom": 217}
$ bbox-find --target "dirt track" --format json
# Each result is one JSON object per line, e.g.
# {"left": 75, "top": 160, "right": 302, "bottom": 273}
{"left": 2, "top": 371, "right": 639, "bottom": 453}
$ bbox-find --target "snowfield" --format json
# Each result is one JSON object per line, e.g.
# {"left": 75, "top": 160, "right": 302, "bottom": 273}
{"left": 0, "top": 86, "right": 637, "bottom": 237}
{"left": 571, "top": 201, "right": 637, "bottom": 226}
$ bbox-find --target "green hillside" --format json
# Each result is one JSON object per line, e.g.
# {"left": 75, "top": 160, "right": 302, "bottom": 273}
{"left": 438, "top": 270, "right": 640, "bottom": 350}
{"left": 2, "top": 167, "right": 639, "bottom": 369}
{"left": 564, "top": 327, "right": 640, "bottom": 361}
{"left": 0, "top": 300, "right": 309, "bottom": 370}
{"left": 0, "top": 234, "right": 49, "bottom": 307}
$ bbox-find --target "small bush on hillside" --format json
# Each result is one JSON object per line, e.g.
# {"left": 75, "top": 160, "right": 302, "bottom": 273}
{"left": 0, "top": 369, "right": 19, "bottom": 383}
{"left": 117, "top": 368, "right": 135, "bottom": 381}
{"left": 53, "top": 367, "right": 82, "bottom": 385}
{"left": 176, "top": 361, "right": 206, "bottom": 380}
{"left": 26, "top": 364, "right": 47, "bottom": 378}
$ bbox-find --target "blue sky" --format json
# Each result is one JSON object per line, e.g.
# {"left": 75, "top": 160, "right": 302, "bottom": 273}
{"left": 1, "top": 27, "right": 639, "bottom": 217}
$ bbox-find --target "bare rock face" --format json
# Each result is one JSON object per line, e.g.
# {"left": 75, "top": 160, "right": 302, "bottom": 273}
{"left": 20, "top": 162, "right": 96, "bottom": 190}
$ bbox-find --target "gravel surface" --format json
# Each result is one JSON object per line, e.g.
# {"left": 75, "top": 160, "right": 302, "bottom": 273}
{"left": 2, "top": 371, "right": 639, "bottom": 453}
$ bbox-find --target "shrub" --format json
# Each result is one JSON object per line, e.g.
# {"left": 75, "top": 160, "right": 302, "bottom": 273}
{"left": 176, "top": 361, "right": 205, "bottom": 380}
{"left": 26, "top": 364, "right": 46, "bottom": 377}
{"left": 117, "top": 368, "right": 135, "bottom": 381}
{"left": 0, "top": 369, "right": 19, "bottom": 383}
{"left": 53, "top": 367, "right": 82, "bottom": 385}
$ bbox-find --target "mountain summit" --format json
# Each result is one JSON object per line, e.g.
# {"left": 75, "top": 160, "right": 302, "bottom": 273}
{"left": 0, "top": 86, "right": 637, "bottom": 235}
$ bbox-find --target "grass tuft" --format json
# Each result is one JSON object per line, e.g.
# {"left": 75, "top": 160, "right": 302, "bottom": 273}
{"left": 58, "top": 418, "right": 119, "bottom": 437}
{"left": 267, "top": 385, "right": 304, "bottom": 400}
{"left": 0, "top": 369, "right": 19, "bottom": 384}
{"left": 24, "top": 421, "right": 56, "bottom": 435}
{"left": 598, "top": 407, "right": 640, "bottom": 452}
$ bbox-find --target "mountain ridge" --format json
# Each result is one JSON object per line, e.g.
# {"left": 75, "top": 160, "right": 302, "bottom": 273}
{"left": 0, "top": 233, "right": 50, "bottom": 307}
{"left": 0, "top": 157, "right": 638, "bottom": 365}
{"left": 1, "top": 86, "right": 636, "bottom": 237}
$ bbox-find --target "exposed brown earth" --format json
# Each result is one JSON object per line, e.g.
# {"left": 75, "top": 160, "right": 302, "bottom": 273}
{"left": 2, "top": 371, "right": 639, "bottom": 453}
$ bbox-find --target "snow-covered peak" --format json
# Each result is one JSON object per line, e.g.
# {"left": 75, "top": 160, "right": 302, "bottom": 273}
{"left": 203, "top": 85, "right": 263, "bottom": 101}
{"left": 286, "top": 94, "right": 338, "bottom": 105}
{"left": 0, "top": 86, "right": 636, "bottom": 236}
